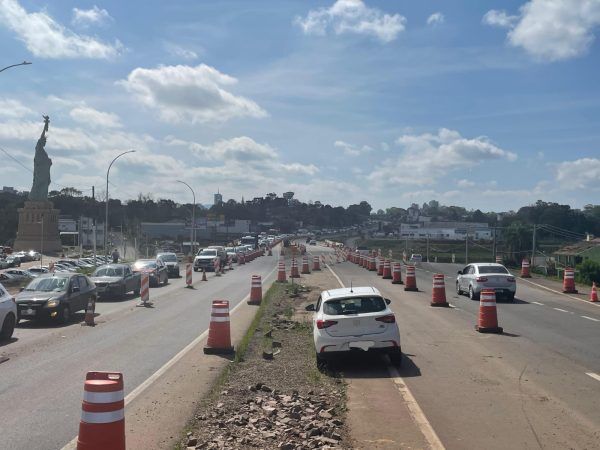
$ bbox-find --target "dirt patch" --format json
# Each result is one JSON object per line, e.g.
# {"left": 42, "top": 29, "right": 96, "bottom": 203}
{"left": 181, "top": 278, "right": 351, "bottom": 449}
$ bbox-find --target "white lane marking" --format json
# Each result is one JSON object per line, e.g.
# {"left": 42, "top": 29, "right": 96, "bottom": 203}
{"left": 517, "top": 277, "right": 599, "bottom": 308}
{"left": 581, "top": 316, "right": 600, "bottom": 322}
{"left": 327, "top": 264, "right": 445, "bottom": 450}
{"left": 62, "top": 264, "right": 278, "bottom": 450}
{"left": 586, "top": 372, "right": 600, "bottom": 382}
{"left": 531, "top": 301, "right": 544, "bottom": 306}
{"left": 553, "top": 308, "right": 569, "bottom": 313}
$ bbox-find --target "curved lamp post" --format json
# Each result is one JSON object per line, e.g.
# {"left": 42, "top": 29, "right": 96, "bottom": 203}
{"left": 176, "top": 180, "right": 196, "bottom": 256}
{"left": 104, "top": 150, "right": 135, "bottom": 256}
{"left": 0, "top": 61, "right": 32, "bottom": 73}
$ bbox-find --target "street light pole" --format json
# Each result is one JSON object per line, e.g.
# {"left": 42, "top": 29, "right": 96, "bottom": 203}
{"left": 104, "top": 150, "right": 135, "bottom": 256}
{"left": 0, "top": 61, "right": 32, "bottom": 73}
{"left": 40, "top": 214, "right": 44, "bottom": 269}
{"left": 176, "top": 180, "right": 196, "bottom": 256}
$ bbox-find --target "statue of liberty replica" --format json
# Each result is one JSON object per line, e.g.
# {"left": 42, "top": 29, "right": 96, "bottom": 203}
{"left": 13, "top": 116, "right": 63, "bottom": 253}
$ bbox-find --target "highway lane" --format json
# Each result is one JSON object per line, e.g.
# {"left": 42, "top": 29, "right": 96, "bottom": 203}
{"left": 329, "top": 257, "right": 600, "bottom": 449}
{"left": 0, "top": 251, "right": 279, "bottom": 450}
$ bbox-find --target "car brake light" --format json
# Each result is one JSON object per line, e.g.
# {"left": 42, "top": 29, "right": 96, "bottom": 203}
{"left": 375, "top": 314, "right": 395, "bottom": 323}
{"left": 476, "top": 276, "right": 488, "bottom": 282}
{"left": 316, "top": 319, "right": 338, "bottom": 329}
{"left": 507, "top": 276, "right": 515, "bottom": 282}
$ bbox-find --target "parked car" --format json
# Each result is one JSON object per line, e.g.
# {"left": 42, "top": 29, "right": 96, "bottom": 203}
{"left": 194, "top": 248, "right": 223, "bottom": 272}
{"left": 309, "top": 239, "right": 317, "bottom": 245}
{"left": 13, "top": 251, "right": 31, "bottom": 262}
{"left": 5, "top": 256, "right": 21, "bottom": 267}
{"left": 90, "top": 264, "right": 141, "bottom": 298}
{"left": 28, "top": 267, "right": 49, "bottom": 276}
{"left": 131, "top": 259, "right": 168, "bottom": 286}
{"left": 16, "top": 273, "right": 97, "bottom": 324}
{"left": 156, "top": 252, "right": 180, "bottom": 278}
{"left": 27, "top": 250, "right": 41, "bottom": 261}
{"left": 3, "top": 269, "right": 35, "bottom": 280}
{"left": 0, "top": 258, "right": 9, "bottom": 269}
{"left": 456, "top": 263, "right": 516, "bottom": 301}
{"left": 0, "top": 273, "right": 19, "bottom": 285}
{"left": 305, "top": 286, "right": 402, "bottom": 366}
{"left": 0, "top": 281, "right": 17, "bottom": 340}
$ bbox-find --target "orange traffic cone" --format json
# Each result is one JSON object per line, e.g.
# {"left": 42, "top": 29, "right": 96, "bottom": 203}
{"left": 248, "top": 275, "right": 262, "bottom": 305}
{"left": 430, "top": 274, "right": 449, "bottom": 307}
{"left": 590, "top": 282, "right": 598, "bottom": 302}
{"left": 475, "top": 289, "right": 503, "bottom": 333}
{"left": 204, "top": 300, "right": 234, "bottom": 354}
{"left": 562, "top": 267, "right": 578, "bottom": 293}
{"left": 77, "top": 371, "right": 125, "bottom": 450}
{"left": 404, "top": 265, "right": 418, "bottom": 291}
{"left": 84, "top": 297, "right": 95, "bottom": 326}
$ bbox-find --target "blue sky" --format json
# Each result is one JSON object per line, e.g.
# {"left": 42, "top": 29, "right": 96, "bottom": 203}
{"left": 1, "top": 0, "right": 599, "bottom": 211}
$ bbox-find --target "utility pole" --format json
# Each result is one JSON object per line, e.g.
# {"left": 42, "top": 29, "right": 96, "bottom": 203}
{"left": 492, "top": 227, "right": 497, "bottom": 261}
{"left": 531, "top": 224, "right": 537, "bottom": 268}
{"left": 465, "top": 230, "right": 469, "bottom": 264}
{"left": 92, "top": 186, "right": 97, "bottom": 266}
{"left": 426, "top": 234, "right": 430, "bottom": 263}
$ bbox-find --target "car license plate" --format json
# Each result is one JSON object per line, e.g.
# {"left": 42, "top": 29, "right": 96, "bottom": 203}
{"left": 22, "top": 308, "right": 35, "bottom": 316}
{"left": 349, "top": 341, "right": 375, "bottom": 351}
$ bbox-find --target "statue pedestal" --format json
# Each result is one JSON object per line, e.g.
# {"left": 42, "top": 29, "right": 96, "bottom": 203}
{"left": 13, "top": 201, "right": 62, "bottom": 254}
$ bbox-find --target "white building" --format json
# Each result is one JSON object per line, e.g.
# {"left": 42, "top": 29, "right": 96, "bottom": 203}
{"left": 400, "top": 222, "right": 491, "bottom": 240}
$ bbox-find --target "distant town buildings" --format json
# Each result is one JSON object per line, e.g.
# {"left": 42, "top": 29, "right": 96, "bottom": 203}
{"left": 1, "top": 186, "right": 18, "bottom": 194}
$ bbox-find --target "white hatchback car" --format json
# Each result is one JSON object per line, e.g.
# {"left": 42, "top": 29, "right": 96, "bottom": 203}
{"left": 0, "top": 281, "right": 17, "bottom": 340}
{"left": 306, "top": 287, "right": 402, "bottom": 366}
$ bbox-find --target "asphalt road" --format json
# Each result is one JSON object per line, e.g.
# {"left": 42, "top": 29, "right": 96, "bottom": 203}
{"left": 326, "top": 254, "right": 600, "bottom": 449}
{"left": 0, "top": 252, "right": 279, "bottom": 450}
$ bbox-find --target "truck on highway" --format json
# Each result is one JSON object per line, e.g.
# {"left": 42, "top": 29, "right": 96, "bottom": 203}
{"left": 240, "top": 235, "right": 259, "bottom": 250}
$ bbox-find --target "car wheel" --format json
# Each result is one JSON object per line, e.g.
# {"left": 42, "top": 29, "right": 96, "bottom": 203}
{"left": 389, "top": 349, "right": 402, "bottom": 367}
{"left": 456, "top": 282, "right": 462, "bottom": 295}
{"left": 469, "top": 285, "right": 479, "bottom": 301}
{"left": 315, "top": 352, "right": 327, "bottom": 372}
{"left": 0, "top": 313, "right": 16, "bottom": 340}
{"left": 60, "top": 305, "right": 71, "bottom": 324}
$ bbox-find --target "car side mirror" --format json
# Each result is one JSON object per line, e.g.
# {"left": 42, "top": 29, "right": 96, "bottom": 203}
{"left": 71, "top": 286, "right": 80, "bottom": 293}
{"left": 384, "top": 298, "right": 391, "bottom": 305}
{"left": 457, "top": 270, "right": 462, "bottom": 275}
{"left": 305, "top": 304, "right": 315, "bottom": 312}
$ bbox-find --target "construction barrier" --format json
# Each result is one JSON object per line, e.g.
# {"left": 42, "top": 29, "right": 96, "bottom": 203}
{"left": 377, "top": 258, "right": 384, "bottom": 276}
{"left": 382, "top": 259, "right": 392, "bottom": 279}
{"left": 138, "top": 273, "right": 151, "bottom": 307}
{"left": 370, "top": 256, "right": 377, "bottom": 271}
{"left": 185, "top": 263, "right": 192, "bottom": 287}
{"left": 204, "top": 300, "right": 234, "bottom": 355}
{"left": 312, "top": 256, "right": 321, "bottom": 271}
{"left": 248, "top": 275, "right": 262, "bottom": 305}
{"left": 404, "top": 265, "right": 418, "bottom": 291}
{"left": 301, "top": 255, "right": 310, "bottom": 274}
{"left": 495, "top": 256, "right": 502, "bottom": 264}
{"left": 276, "top": 259, "right": 287, "bottom": 283}
{"left": 475, "top": 289, "right": 503, "bottom": 333}
{"left": 77, "top": 371, "right": 125, "bottom": 450}
{"left": 590, "top": 282, "right": 598, "bottom": 302}
{"left": 430, "top": 274, "right": 449, "bottom": 307}
{"left": 520, "top": 259, "right": 531, "bottom": 278}
{"left": 290, "top": 258, "right": 300, "bottom": 278}
{"left": 392, "top": 262, "right": 403, "bottom": 284}
{"left": 562, "top": 267, "right": 578, "bottom": 293}
{"left": 215, "top": 259, "right": 221, "bottom": 277}
{"left": 202, "top": 268, "right": 207, "bottom": 282}
{"left": 238, "top": 253, "right": 245, "bottom": 265}
{"left": 84, "top": 297, "right": 95, "bottom": 326}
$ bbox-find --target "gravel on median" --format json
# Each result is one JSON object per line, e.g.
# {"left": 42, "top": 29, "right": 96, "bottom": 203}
{"left": 179, "top": 281, "right": 350, "bottom": 450}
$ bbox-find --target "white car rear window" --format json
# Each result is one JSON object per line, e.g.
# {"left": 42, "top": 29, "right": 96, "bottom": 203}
{"left": 323, "top": 297, "right": 386, "bottom": 315}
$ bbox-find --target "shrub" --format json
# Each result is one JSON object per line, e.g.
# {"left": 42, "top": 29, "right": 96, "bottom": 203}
{"left": 576, "top": 259, "right": 600, "bottom": 285}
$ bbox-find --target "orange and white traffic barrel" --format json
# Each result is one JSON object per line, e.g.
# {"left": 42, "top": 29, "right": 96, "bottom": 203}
{"left": 248, "top": 275, "right": 262, "bottom": 305}
{"left": 495, "top": 255, "right": 502, "bottom": 264}
{"left": 404, "top": 265, "right": 418, "bottom": 291}
{"left": 312, "top": 256, "right": 321, "bottom": 271}
{"left": 276, "top": 259, "right": 287, "bottom": 283}
{"left": 562, "top": 267, "right": 578, "bottom": 293}
{"left": 238, "top": 253, "right": 245, "bottom": 265}
{"left": 392, "top": 262, "right": 403, "bottom": 284}
{"left": 430, "top": 274, "right": 449, "bottom": 307}
{"left": 382, "top": 259, "right": 392, "bottom": 279}
{"left": 84, "top": 297, "right": 96, "bottom": 326}
{"left": 301, "top": 255, "right": 310, "bottom": 274}
{"left": 204, "top": 300, "right": 234, "bottom": 354}
{"left": 290, "top": 258, "right": 300, "bottom": 278}
{"left": 520, "top": 259, "right": 531, "bottom": 278}
{"left": 377, "top": 258, "right": 384, "bottom": 276}
{"left": 77, "top": 371, "right": 125, "bottom": 450}
{"left": 475, "top": 289, "right": 503, "bottom": 333}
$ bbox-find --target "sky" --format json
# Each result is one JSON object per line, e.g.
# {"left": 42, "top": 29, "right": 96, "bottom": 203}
{"left": 0, "top": 0, "right": 599, "bottom": 212}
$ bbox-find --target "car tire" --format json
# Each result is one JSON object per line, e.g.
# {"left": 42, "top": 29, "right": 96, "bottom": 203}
{"left": 389, "top": 349, "right": 402, "bottom": 367}
{"left": 456, "top": 282, "right": 462, "bottom": 295}
{"left": 0, "top": 313, "right": 16, "bottom": 340}
{"left": 315, "top": 352, "right": 327, "bottom": 372}
{"left": 469, "top": 285, "right": 479, "bottom": 301}
{"left": 60, "top": 305, "right": 71, "bottom": 324}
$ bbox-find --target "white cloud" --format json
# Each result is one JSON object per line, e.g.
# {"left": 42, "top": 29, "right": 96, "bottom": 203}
{"left": 72, "top": 5, "right": 113, "bottom": 27}
{"left": 295, "top": 0, "right": 406, "bottom": 43}
{"left": 0, "top": 98, "right": 34, "bottom": 118}
{"left": 556, "top": 158, "right": 600, "bottom": 190}
{"left": 368, "top": 128, "right": 517, "bottom": 187}
{"left": 457, "top": 179, "right": 475, "bottom": 188}
{"left": 165, "top": 43, "right": 198, "bottom": 60}
{"left": 483, "top": 1, "right": 600, "bottom": 61}
{"left": 170, "top": 136, "right": 277, "bottom": 162}
{"left": 0, "top": 0, "right": 121, "bottom": 59}
{"left": 119, "top": 63, "right": 267, "bottom": 123}
{"left": 69, "top": 106, "right": 122, "bottom": 128}
{"left": 427, "top": 12, "right": 444, "bottom": 26}
{"left": 334, "top": 140, "right": 373, "bottom": 156}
